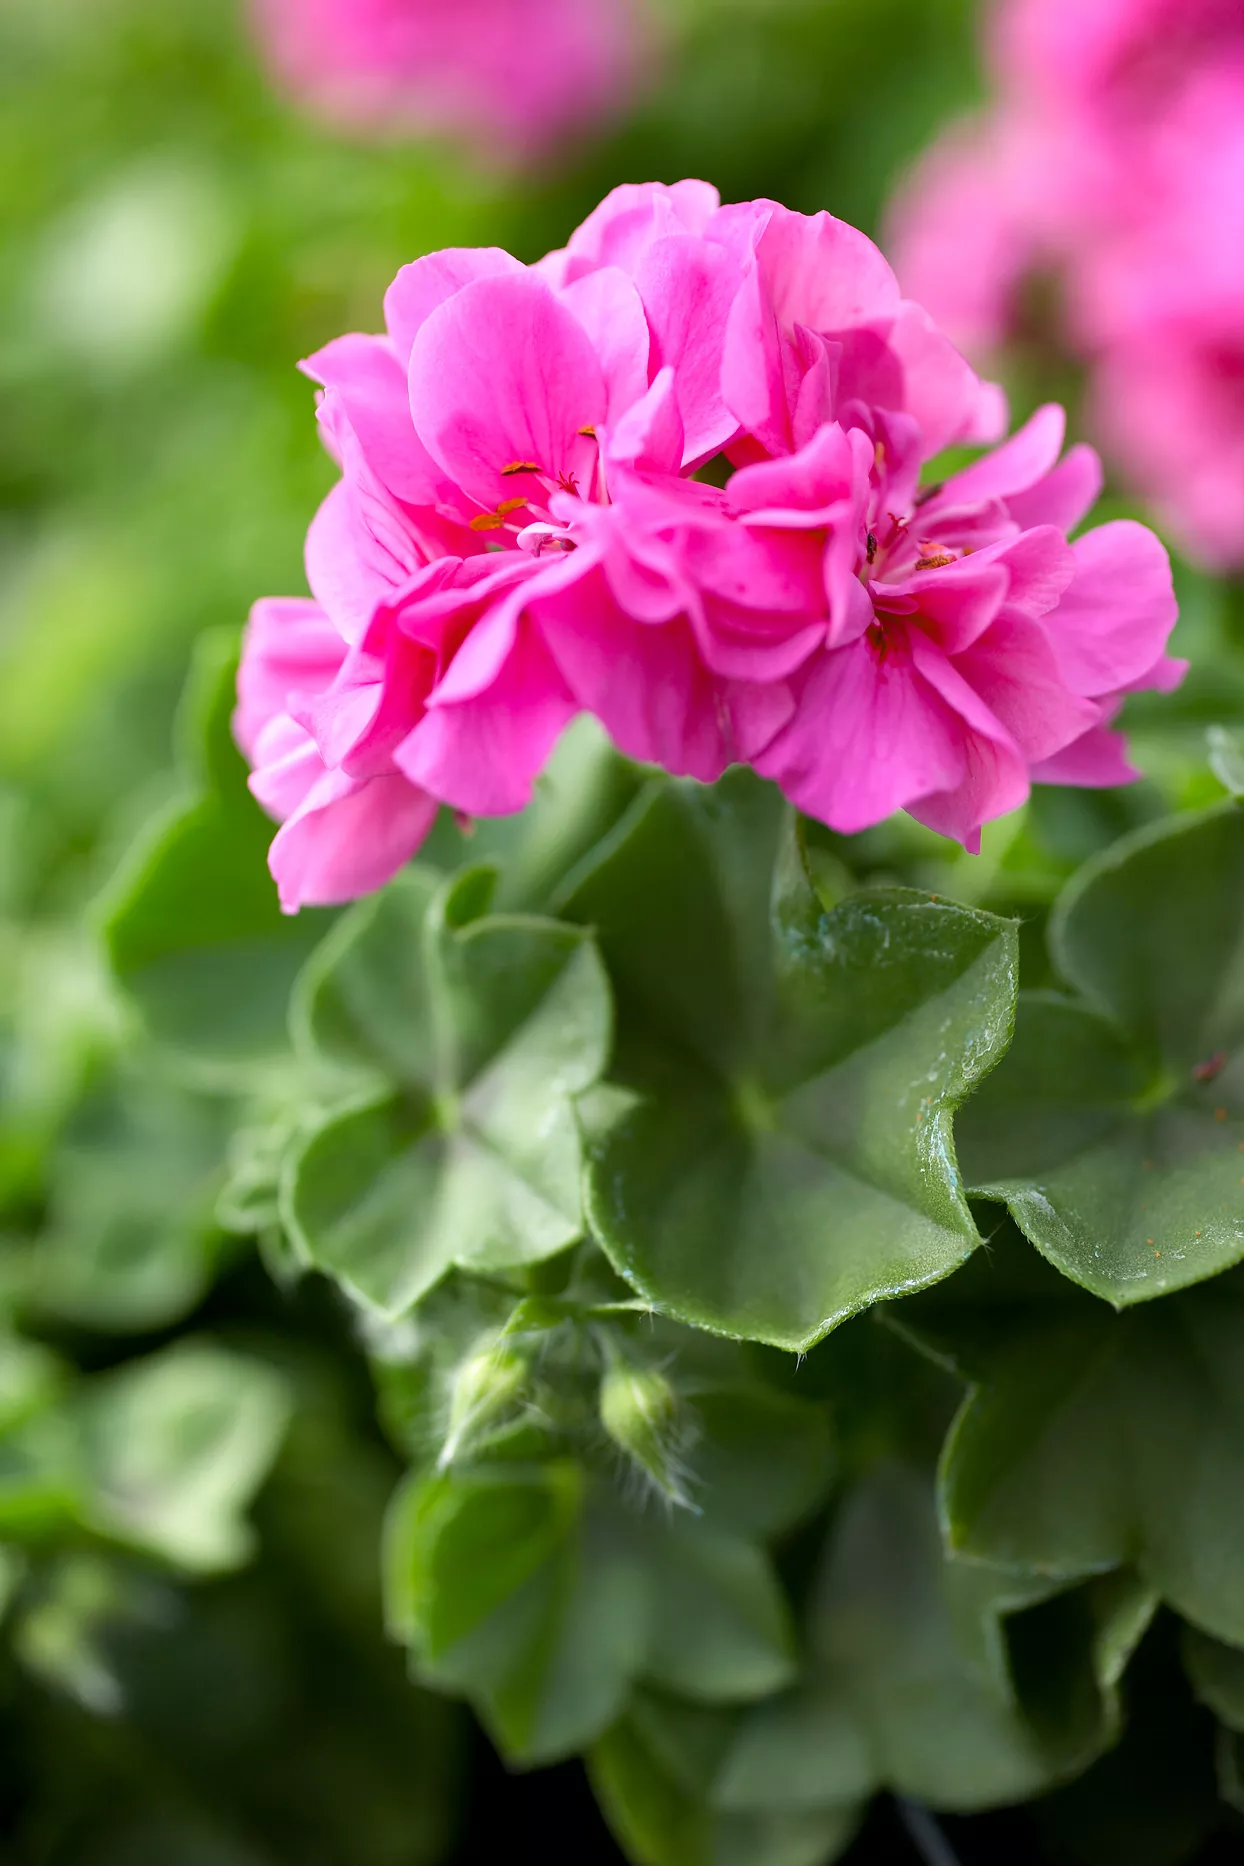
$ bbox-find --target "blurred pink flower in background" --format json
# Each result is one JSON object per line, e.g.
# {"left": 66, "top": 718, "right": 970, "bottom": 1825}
{"left": 887, "top": 0, "right": 1244, "bottom": 570}
{"left": 249, "top": 0, "right": 649, "bottom": 161}
{"left": 239, "top": 183, "right": 1182, "bottom": 910}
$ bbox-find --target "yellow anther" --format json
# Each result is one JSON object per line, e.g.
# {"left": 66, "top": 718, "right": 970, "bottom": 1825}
{"left": 469, "top": 497, "right": 529, "bottom": 533}
{"left": 502, "top": 460, "right": 541, "bottom": 476}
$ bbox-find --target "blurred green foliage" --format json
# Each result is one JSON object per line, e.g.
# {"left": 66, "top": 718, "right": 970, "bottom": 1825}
{"left": 5, "top": 1, "right": 1244, "bottom": 1862}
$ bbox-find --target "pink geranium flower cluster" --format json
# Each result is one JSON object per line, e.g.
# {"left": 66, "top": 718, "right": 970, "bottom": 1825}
{"left": 249, "top": 0, "right": 647, "bottom": 162}
{"left": 887, "top": 0, "right": 1244, "bottom": 570}
{"left": 237, "top": 182, "right": 1182, "bottom": 912}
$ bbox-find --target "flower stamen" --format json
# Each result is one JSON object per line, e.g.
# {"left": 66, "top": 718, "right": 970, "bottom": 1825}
{"left": 470, "top": 496, "right": 529, "bottom": 532}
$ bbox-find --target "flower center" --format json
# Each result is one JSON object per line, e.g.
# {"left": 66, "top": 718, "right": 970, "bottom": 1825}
{"left": 863, "top": 507, "right": 964, "bottom": 583}
{"left": 468, "top": 431, "right": 605, "bottom": 545}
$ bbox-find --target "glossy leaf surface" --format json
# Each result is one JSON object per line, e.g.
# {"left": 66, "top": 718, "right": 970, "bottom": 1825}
{"left": 959, "top": 807, "right": 1244, "bottom": 1301}
{"left": 567, "top": 779, "right": 1018, "bottom": 1350}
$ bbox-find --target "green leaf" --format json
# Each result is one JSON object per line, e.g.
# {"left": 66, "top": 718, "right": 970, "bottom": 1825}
{"left": 290, "top": 865, "right": 444, "bottom": 1084}
{"left": 386, "top": 1465, "right": 648, "bottom": 1765}
{"left": 1183, "top": 1626, "right": 1244, "bottom": 1733}
{"left": 1217, "top": 1728, "right": 1244, "bottom": 1817}
{"left": 0, "top": 925, "right": 124, "bottom": 1212}
{"left": 284, "top": 867, "right": 611, "bottom": 1317}
{"left": 421, "top": 715, "right": 643, "bottom": 913}
{"left": 714, "top": 1464, "right": 1152, "bottom": 1816}
{"left": 590, "top": 1708, "right": 718, "bottom": 1866}
{"left": 683, "top": 1384, "right": 835, "bottom": 1539}
{"left": 1208, "top": 726, "right": 1244, "bottom": 800}
{"left": 930, "top": 1255, "right": 1244, "bottom": 1644}
{"left": 589, "top": 1692, "right": 861, "bottom": 1866}
{"left": 390, "top": 1461, "right": 584, "bottom": 1657}
{"left": 566, "top": 777, "right": 1018, "bottom": 1350}
{"left": 385, "top": 1464, "right": 795, "bottom": 1766}
{"left": 1032, "top": 1616, "right": 1225, "bottom": 1866}
{"left": 0, "top": 1340, "right": 80, "bottom": 1538}
{"left": 12, "top": 1553, "right": 135, "bottom": 1714}
{"left": 98, "top": 628, "right": 331, "bottom": 1075}
{"left": 78, "top": 1339, "right": 291, "bottom": 1572}
{"left": 29, "top": 1061, "right": 229, "bottom": 1330}
{"left": 959, "top": 806, "right": 1244, "bottom": 1301}
{"left": 558, "top": 769, "right": 787, "bottom": 1074}
{"left": 642, "top": 1516, "right": 796, "bottom": 1704}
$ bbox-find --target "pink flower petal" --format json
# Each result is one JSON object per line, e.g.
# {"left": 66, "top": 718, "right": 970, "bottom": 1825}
{"left": 536, "top": 564, "right": 733, "bottom": 781}
{"left": 1031, "top": 721, "right": 1140, "bottom": 787}
{"left": 755, "top": 630, "right": 969, "bottom": 834}
{"left": 301, "top": 333, "right": 448, "bottom": 506}
{"left": 949, "top": 610, "right": 1101, "bottom": 764}
{"left": 235, "top": 598, "right": 345, "bottom": 758}
{"left": 904, "top": 635, "right": 1031, "bottom": 842}
{"left": 396, "top": 617, "right": 577, "bottom": 815}
{"left": 252, "top": 0, "right": 649, "bottom": 164}
{"left": 268, "top": 765, "right": 438, "bottom": 913}
{"left": 408, "top": 271, "right": 607, "bottom": 512}
{"left": 384, "top": 247, "right": 524, "bottom": 361}
{"left": 559, "top": 266, "right": 651, "bottom": 423}
{"left": 935, "top": 403, "right": 1067, "bottom": 509}
{"left": 634, "top": 233, "right": 745, "bottom": 464}
{"left": 840, "top": 304, "right": 1007, "bottom": 456}
{"left": 606, "top": 367, "right": 686, "bottom": 476}
{"left": 249, "top": 715, "right": 329, "bottom": 823}
{"left": 304, "top": 474, "right": 425, "bottom": 647}
{"left": 1046, "top": 519, "right": 1180, "bottom": 698}
{"left": 547, "top": 180, "right": 722, "bottom": 286}
{"left": 1006, "top": 444, "right": 1104, "bottom": 534}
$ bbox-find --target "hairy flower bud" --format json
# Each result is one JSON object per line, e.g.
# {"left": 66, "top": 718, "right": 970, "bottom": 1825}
{"left": 599, "top": 1357, "right": 691, "bottom": 1508}
{"left": 439, "top": 1333, "right": 528, "bottom": 1468}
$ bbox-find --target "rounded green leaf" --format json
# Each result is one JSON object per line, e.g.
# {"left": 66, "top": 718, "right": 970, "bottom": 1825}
{"left": 78, "top": 1340, "right": 291, "bottom": 1572}
{"left": 640, "top": 1516, "right": 797, "bottom": 1705}
{"left": 716, "top": 1464, "right": 1148, "bottom": 1817}
{"left": 686, "top": 1385, "right": 835, "bottom": 1539}
{"left": 557, "top": 772, "right": 786, "bottom": 1074}
{"left": 31, "top": 1064, "right": 228, "bottom": 1330}
{"left": 99, "top": 630, "right": 331, "bottom": 1074}
{"left": 1183, "top": 1626, "right": 1244, "bottom": 1734}
{"left": 960, "top": 807, "right": 1244, "bottom": 1302}
{"left": 291, "top": 868, "right": 444, "bottom": 1084}
{"left": 285, "top": 1089, "right": 588, "bottom": 1318}
{"left": 385, "top": 1466, "right": 650, "bottom": 1765}
{"left": 285, "top": 872, "right": 612, "bottom": 1316}
{"left": 580, "top": 868, "right": 1018, "bottom": 1350}
{"left": 938, "top": 1274, "right": 1244, "bottom": 1645}
{"left": 1208, "top": 726, "right": 1244, "bottom": 801}
{"left": 590, "top": 1699, "right": 861, "bottom": 1866}
{"left": 1050, "top": 805, "right": 1244, "bottom": 1071}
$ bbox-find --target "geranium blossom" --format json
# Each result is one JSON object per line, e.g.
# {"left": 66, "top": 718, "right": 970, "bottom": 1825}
{"left": 239, "top": 182, "right": 1182, "bottom": 909}
{"left": 249, "top": 0, "right": 648, "bottom": 161}
{"left": 887, "top": 0, "right": 1244, "bottom": 568}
